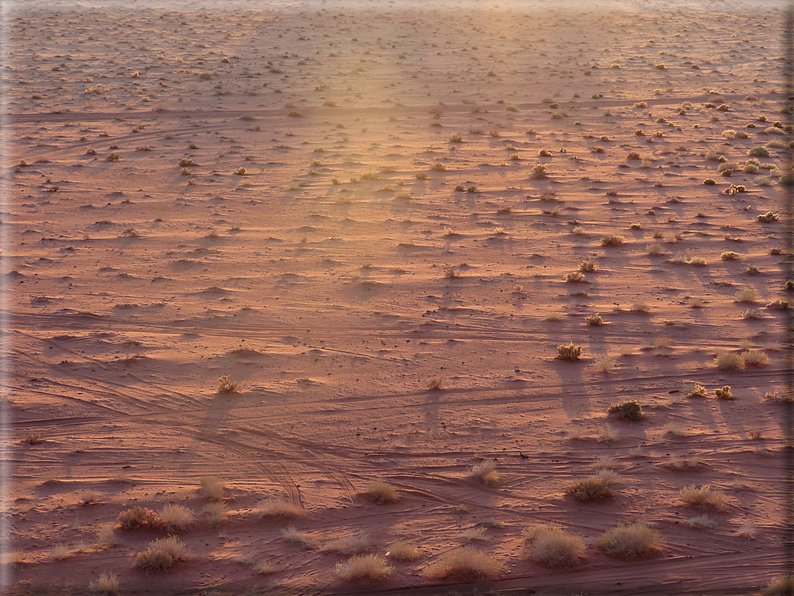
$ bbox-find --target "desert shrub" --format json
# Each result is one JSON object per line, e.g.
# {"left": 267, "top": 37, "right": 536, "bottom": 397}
{"left": 136, "top": 548, "right": 174, "bottom": 572}
{"left": 217, "top": 375, "right": 239, "bottom": 394}
{"left": 321, "top": 532, "right": 372, "bottom": 555}
{"left": 564, "top": 271, "right": 585, "bottom": 283}
{"left": 703, "top": 178, "right": 716, "bottom": 185}
{"left": 424, "top": 547, "right": 502, "bottom": 581}
{"left": 647, "top": 243, "right": 663, "bottom": 255}
{"left": 523, "top": 523, "right": 585, "bottom": 567}
{"left": 281, "top": 526, "right": 319, "bottom": 549}
{"left": 336, "top": 555, "right": 392, "bottom": 582}
{"left": 768, "top": 299, "right": 791, "bottom": 310}
{"left": 685, "top": 383, "right": 707, "bottom": 398}
{"left": 387, "top": 541, "right": 420, "bottom": 562}
{"left": 715, "top": 385, "right": 735, "bottom": 400}
{"left": 765, "top": 576, "right": 794, "bottom": 595}
{"left": 431, "top": 162, "right": 447, "bottom": 171}
{"left": 601, "top": 235, "right": 625, "bottom": 247}
{"left": 202, "top": 501, "right": 226, "bottom": 525}
{"left": 735, "top": 287, "right": 760, "bottom": 303}
{"left": 159, "top": 504, "right": 194, "bottom": 533}
{"left": 135, "top": 536, "right": 188, "bottom": 572}
{"left": 597, "top": 522, "right": 662, "bottom": 559}
{"left": 579, "top": 259, "right": 597, "bottom": 272}
{"left": 118, "top": 507, "right": 162, "bottom": 530}
{"left": 688, "top": 256, "right": 706, "bottom": 266}
{"left": 608, "top": 400, "right": 642, "bottom": 420}
{"left": 531, "top": 164, "right": 547, "bottom": 179}
{"left": 427, "top": 378, "right": 443, "bottom": 390}
{"left": 567, "top": 472, "right": 618, "bottom": 501}
{"left": 757, "top": 211, "right": 780, "bottom": 223}
{"left": 88, "top": 573, "right": 119, "bottom": 595}
{"left": 585, "top": 313, "right": 603, "bottom": 326}
{"left": 679, "top": 484, "right": 726, "bottom": 510}
{"left": 470, "top": 460, "right": 500, "bottom": 487}
{"left": 743, "top": 350, "right": 768, "bottom": 366}
{"left": 626, "top": 151, "right": 641, "bottom": 160}
{"left": 258, "top": 498, "right": 306, "bottom": 519}
{"left": 557, "top": 343, "right": 582, "bottom": 361}
{"left": 721, "top": 251, "right": 741, "bottom": 261}
{"left": 199, "top": 477, "right": 225, "bottom": 501}
{"left": 235, "top": 167, "right": 247, "bottom": 175}
{"left": 539, "top": 149, "right": 553, "bottom": 157}
{"left": 715, "top": 352, "right": 744, "bottom": 370}
{"left": 364, "top": 480, "right": 399, "bottom": 504}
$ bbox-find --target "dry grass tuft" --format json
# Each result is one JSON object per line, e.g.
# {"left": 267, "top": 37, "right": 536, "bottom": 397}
{"left": 135, "top": 535, "right": 189, "bottom": 572}
{"left": 335, "top": 555, "right": 392, "bottom": 582}
{"left": 118, "top": 507, "right": 161, "bottom": 530}
{"left": 321, "top": 531, "right": 373, "bottom": 555}
{"left": 743, "top": 350, "right": 769, "bottom": 367}
{"left": 459, "top": 526, "right": 489, "bottom": 543}
{"left": 735, "top": 287, "right": 760, "bottom": 303}
{"left": 715, "top": 351, "right": 745, "bottom": 370}
{"left": 202, "top": 501, "right": 227, "bottom": 525}
{"left": 679, "top": 484, "right": 726, "bottom": 510}
{"left": 199, "top": 476, "right": 225, "bottom": 501}
{"left": 88, "top": 572, "right": 120, "bottom": 595}
{"left": 567, "top": 471, "right": 619, "bottom": 501}
{"left": 387, "top": 541, "right": 420, "bottom": 562}
{"left": 281, "top": 526, "right": 320, "bottom": 549}
{"left": 470, "top": 460, "right": 500, "bottom": 487}
{"left": 258, "top": 498, "right": 306, "bottom": 519}
{"left": 50, "top": 544, "right": 73, "bottom": 561}
{"left": 523, "top": 523, "right": 586, "bottom": 567}
{"left": 364, "top": 480, "right": 399, "bottom": 504}
{"left": 424, "top": 547, "right": 502, "bottom": 581}
{"left": 597, "top": 522, "right": 662, "bottom": 559}
{"left": 159, "top": 504, "right": 194, "bottom": 533}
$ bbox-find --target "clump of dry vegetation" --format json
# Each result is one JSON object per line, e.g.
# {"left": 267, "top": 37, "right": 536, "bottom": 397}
{"left": 523, "top": 523, "right": 586, "bottom": 567}
{"left": 597, "top": 522, "right": 662, "bottom": 559}
{"left": 88, "top": 572, "right": 120, "bottom": 595}
{"left": 566, "top": 471, "right": 620, "bottom": 501}
{"left": 608, "top": 400, "right": 643, "bottom": 420}
{"left": 258, "top": 498, "right": 306, "bottom": 519}
{"left": 601, "top": 235, "right": 625, "bottom": 247}
{"left": 363, "top": 480, "right": 399, "bottom": 504}
{"left": 217, "top": 375, "right": 239, "bottom": 394}
{"left": 424, "top": 547, "right": 502, "bottom": 581}
{"left": 470, "top": 460, "right": 500, "bottom": 487}
{"left": 158, "top": 504, "right": 194, "bottom": 533}
{"left": 679, "top": 484, "right": 726, "bottom": 510}
{"left": 135, "top": 536, "right": 189, "bottom": 572}
{"left": 557, "top": 343, "right": 583, "bottom": 361}
{"left": 386, "top": 541, "right": 420, "bottom": 562}
{"left": 715, "top": 352, "right": 744, "bottom": 371}
{"left": 118, "top": 507, "right": 162, "bottom": 531}
{"left": 199, "top": 476, "right": 225, "bottom": 501}
{"left": 335, "top": 555, "right": 392, "bottom": 582}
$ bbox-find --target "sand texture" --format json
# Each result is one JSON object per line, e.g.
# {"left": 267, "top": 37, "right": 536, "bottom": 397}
{"left": 6, "top": 0, "right": 793, "bottom": 594}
